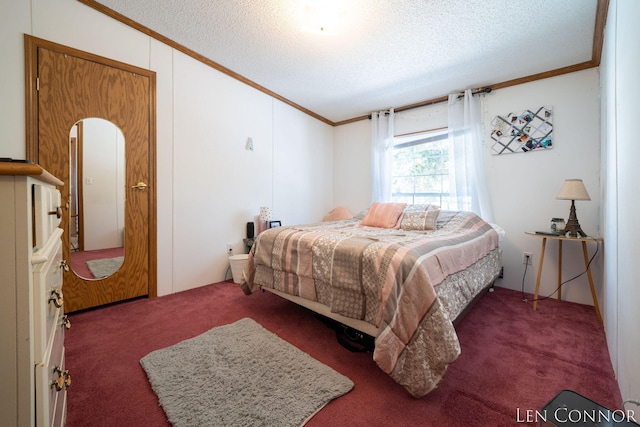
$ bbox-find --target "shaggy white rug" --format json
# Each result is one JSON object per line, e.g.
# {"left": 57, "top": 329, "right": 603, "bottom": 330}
{"left": 140, "top": 318, "right": 353, "bottom": 427}
{"left": 86, "top": 256, "right": 123, "bottom": 279}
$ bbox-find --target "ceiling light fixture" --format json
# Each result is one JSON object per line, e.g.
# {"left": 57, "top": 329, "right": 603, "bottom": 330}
{"left": 301, "top": 0, "right": 345, "bottom": 34}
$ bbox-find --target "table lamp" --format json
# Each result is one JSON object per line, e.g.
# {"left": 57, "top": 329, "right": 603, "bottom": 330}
{"left": 556, "top": 179, "right": 590, "bottom": 237}
{"left": 259, "top": 206, "right": 272, "bottom": 230}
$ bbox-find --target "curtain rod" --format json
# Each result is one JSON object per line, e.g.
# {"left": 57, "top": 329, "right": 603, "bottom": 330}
{"left": 458, "top": 87, "right": 492, "bottom": 98}
{"left": 368, "top": 87, "right": 492, "bottom": 119}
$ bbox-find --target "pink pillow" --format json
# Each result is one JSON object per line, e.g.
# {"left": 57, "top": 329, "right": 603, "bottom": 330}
{"left": 323, "top": 206, "right": 353, "bottom": 221}
{"left": 360, "top": 202, "right": 406, "bottom": 228}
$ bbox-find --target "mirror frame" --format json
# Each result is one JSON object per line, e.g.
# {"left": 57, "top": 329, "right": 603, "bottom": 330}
{"left": 69, "top": 118, "right": 126, "bottom": 280}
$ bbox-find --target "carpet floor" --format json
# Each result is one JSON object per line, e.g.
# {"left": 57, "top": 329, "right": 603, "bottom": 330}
{"left": 65, "top": 283, "right": 621, "bottom": 426}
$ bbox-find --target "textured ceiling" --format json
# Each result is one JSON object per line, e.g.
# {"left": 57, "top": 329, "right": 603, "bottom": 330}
{"left": 92, "top": 0, "right": 599, "bottom": 124}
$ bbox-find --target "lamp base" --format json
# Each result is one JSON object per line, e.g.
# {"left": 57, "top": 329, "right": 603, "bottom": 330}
{"left": 560, "top": 200, "right": 587, "bottom": 238}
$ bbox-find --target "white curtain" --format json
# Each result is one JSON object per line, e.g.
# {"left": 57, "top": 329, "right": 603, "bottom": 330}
{"left": 447, "top": 90, "right": 493, "bottom": 222}
{"left": 371, "top": 108, "right": 395, "bottom": 202}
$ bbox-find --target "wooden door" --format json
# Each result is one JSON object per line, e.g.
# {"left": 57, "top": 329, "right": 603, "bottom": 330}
{"left": 25, "top": 35, "right": 157, "bottom": 312}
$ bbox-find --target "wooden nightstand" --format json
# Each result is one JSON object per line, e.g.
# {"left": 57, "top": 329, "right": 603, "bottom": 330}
{"left": 525, "top": 232, "right": 603, "bottom": 323}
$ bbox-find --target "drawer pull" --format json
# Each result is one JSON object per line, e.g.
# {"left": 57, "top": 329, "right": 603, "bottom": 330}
{"left": 48, "top": 207, "right": 62, "bottom": 218}
{"left": 49, "top": 289, "right": 63, "bottom": 308}
{"left": 62, "top": 315, "right": 71, "bottom": 330}
{"left": 59, "top": 260, "right": 69, "bottom": 272}
{"left": 51, "top": 366, "right": 71, "bottom": 391}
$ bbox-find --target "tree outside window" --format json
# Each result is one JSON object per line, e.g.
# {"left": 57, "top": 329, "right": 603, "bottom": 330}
{"left": 391, "top": 129, "right": 453, "bottom": 208}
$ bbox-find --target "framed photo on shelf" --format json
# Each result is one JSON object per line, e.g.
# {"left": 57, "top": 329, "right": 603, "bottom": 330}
{"left": 269, "top": 220, "right": 281, "bottom": 228}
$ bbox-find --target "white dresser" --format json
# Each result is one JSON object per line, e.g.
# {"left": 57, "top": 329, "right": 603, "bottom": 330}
{"left": 0, "top": 163, "right": 68, "bottom": 427}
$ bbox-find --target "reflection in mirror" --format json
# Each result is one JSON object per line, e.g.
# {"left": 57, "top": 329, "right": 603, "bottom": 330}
{"left": 69, "top": 118, "right": 125, "bottom": 280}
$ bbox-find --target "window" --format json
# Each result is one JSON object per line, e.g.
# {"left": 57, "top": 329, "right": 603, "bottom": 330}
{"left": 391, "top": 129, "right": 452, "bottom": 207}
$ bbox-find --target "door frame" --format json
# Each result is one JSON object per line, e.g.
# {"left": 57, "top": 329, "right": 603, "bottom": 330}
{"left": 24, "top": 34, "right": 157, "bottom": 301}
{"left": 76, "top": 121, "right": 85, "bottom": 252}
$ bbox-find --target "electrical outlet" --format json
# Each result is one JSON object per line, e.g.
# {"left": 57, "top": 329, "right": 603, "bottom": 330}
{"left": 227, "top": 243, "right": 233, "bottom": 255}
{"left": 523, "top": 252, "right": 532, "bottom": 265}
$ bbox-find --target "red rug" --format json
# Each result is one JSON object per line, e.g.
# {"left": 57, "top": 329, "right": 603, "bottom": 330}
{"left": 65, "top": 283, "right": 620, "bottom": 426}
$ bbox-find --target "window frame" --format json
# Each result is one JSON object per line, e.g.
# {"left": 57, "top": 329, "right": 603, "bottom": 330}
{"left": 391, "top": 128, "right": 450, "bottom": 206}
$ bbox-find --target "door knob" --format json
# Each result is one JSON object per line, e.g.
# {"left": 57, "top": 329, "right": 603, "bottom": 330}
{"left": 131, "top": 182, "right": 148, "bottom": 190}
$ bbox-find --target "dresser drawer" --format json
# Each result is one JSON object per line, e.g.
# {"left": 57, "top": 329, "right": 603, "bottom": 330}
{"left": 33, "top": 228, "right": 64, "bottom": 361}
{"left": 35, "top": 316, "right": 67, "bottom": 427}
{"left": 33, "top": 184, "right": 62, "bottom": 250}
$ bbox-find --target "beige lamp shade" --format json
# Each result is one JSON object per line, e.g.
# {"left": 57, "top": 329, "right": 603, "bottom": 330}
{"left": 556, "top": 179, "right": 591, "bottom": 201}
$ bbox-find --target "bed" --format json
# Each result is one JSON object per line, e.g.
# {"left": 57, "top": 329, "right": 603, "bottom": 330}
{"left": 241, "top": 203, "right": 502, "bottom": 398}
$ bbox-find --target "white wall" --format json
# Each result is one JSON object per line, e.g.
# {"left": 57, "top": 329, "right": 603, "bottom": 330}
{"left": 333, "top": 119, "right": 371, "bottom": 213}
{"left": 82, "top": 118, "right": 125, "bottom": 250}
{"left": 170, "top": 50, "right": 275, "bottom": 292}
{"left": 0, "top": 0, "right": 31, "bottom": 155}
{"left": 273, "top": 101, "right": 334, "bottom": 226}
{"left": 601, "top": 0, "right": 640, "bottom": 405}
{"left": 334, "top": 69, "right": 603, "bottom": 308}
{"left": 485, "top": 69, "right": 602, "bottom": 307}
{"left": 2, "top": 0, "right": 334, "bottom": 296}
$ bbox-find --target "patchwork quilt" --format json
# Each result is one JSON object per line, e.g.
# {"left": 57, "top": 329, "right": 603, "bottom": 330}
{"left": 242, "top": 210, "right": 500, "bottom": 397}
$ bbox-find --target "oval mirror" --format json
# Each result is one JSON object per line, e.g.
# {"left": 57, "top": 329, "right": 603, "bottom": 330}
{"left": 68, "top": 118, "right": 126, "bottom": 280}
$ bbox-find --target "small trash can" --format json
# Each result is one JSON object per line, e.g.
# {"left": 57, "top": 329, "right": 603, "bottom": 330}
{"left": 229, "top": 254, "right": 249, "bottom": 284}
